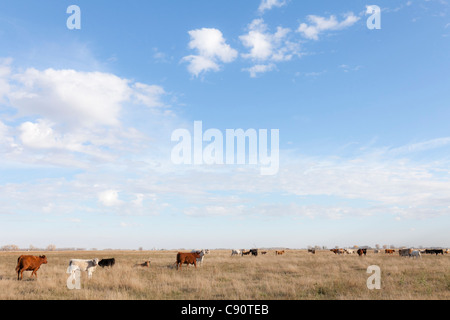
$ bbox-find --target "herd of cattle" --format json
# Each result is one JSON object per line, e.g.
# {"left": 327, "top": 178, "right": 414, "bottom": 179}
{"left": 12, "top": 247, "right": 448, "bottom": 280}
{"left": 325, "top": 248, "right": 448, "bottom": 257}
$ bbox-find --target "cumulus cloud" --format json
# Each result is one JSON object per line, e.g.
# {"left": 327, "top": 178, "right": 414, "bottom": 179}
{"left": 297, "top": 13, "right": 360, "bottom": 40}
{"left": 6, "top": 67, "right": 169, "bottom": 129}
{"left": 182, "top": 28, "right": 238, "bottom": 77}
{"left": 9, "top": 68, "right": 130, "bottom": 128}
{"left": 240, "top": 19, "right": 298, "bottom": 62}
{"left": 239, "top": 19, "right": 300, "bottom": 76}
{"left": 0, "top": 62, "right": 172, "bottom": 167}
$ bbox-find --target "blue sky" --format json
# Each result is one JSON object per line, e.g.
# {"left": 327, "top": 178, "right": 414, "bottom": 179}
{"left": 0, "top": 0, "right": 449, "bottom": 250}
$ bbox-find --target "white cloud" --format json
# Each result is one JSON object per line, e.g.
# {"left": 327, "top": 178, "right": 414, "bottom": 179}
{"left": 132, "top": 83, "right": 167, "bottom": 108}
{"left": 297, "top": 13, "right": 360, "bottom": 40}
{"left": 239, "top": 19, "right": 300, "bottom": 77}
{"left": 240, "top": 19, "right": 297, "bottom": 62}
{"left": 258, "top": 0, "right": 287, "bottom": 14}
{"left": 182, "top": 55, "right": 220, "bottom": 77}
{"left": 242, "top": 63, "right": 276, "bottom": 78}
{"left": 182, "top": 28, "right": 238, "bottom": 77}
{"left": 9, "top": 68, "right": 131, "bottom": 128}
{"left": 98, "top": 190, "right": 123, "bottom": 207}
{"left": 6, "top": 67, "right": 169, "bottom": 129}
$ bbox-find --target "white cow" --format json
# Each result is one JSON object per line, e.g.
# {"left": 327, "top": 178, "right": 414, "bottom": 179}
{"left": 345, "top": 249, "right": 355, "bottom": 254}
{"left": 191, "top": 249, "right": 209, "bottom": 265}
{"left": 410, "top": 250, "right": 422, "bottom": 259}
{"left": 67, "top": 258, "right": 99, "bottom": 279}
{"left": 231, "top": 249, "right": 242, "bottom": 256}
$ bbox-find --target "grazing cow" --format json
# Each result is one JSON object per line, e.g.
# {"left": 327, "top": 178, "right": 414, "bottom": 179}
{"left": 330, "top": 249, "right": 344, "bottom": 255}
{"left": 357, "top": 249, "right": 367, "bottom": 256}
{"left": 399, "top": 249, "right": 412, "bottom": 257}
{"left": 345, "top": 249, "right": 355, "bottom": 254}
{"left": 410, "top": 250, "right": 421, "bottom": 259}
{"left": 242, "top": 250, "right": 251, "bottom": 256}
{"left": 385, "top": 249, "right": 395, "bottom": 255}
{"left": 308, "top": 249, "right": 316, "bottom": 254}
{"left": 231, "top": 249, "right": 242, "bottom": 256}
{"left": 191, "top": 249, "right": 208, "bottom": 266}
{"left": 15, "top": 255, "right": 48, "bottom": 280}
{"left": 275, "top": 250, "right": 285, "bottom": 255}
{"left": 425, "top": 249, "right": 444, "bottom": 255}
{"left": 374, "top": 249, "right": 381, "bottom": 254}
{"left": 66, "top": 258, "right": 99, "bottom": 279}
{"left": 98, "top": 258, "right": 115, "bottom": 268}
{"left": 134, "top": 260, "right": 151, "bottom": 267}
{"left": 176, "top": 252, "right": 201, "bottom": 270}
{"left": 250, "top": 249, "right": 258, "bottom": 256}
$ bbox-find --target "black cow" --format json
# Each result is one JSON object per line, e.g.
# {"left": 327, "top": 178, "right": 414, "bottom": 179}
{"left": 250, "top": 249, "right": 258, "bottom": 256}
{"left": 98, "top": 258, "right": 115, "bottom": 267}
{"left": 425, "top": 249, "right": 443, "bottom": 255}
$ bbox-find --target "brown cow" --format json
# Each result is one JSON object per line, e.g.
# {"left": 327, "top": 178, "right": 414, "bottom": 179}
{"left": 330, "top": 249, "right": 344, "bottom": 255}
{"left": 15, "top": 255, "right": 48, "bottom": 280}
{"left": 275, "top": 250, "right": 285, "bottom": 255}
{"left": 176, "top": 252, "right": 201, "bottom": 270}
{"left": 357, "top": 248, "right": 367, "bottom": 256}
{"left": 134, "top": 260, "right": 151, "bottom": 267}
{"left": 385, "top": 249, "right": 395, "bottom": 255}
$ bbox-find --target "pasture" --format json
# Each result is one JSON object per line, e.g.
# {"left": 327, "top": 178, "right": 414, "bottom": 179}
{"left": 0, "top": 249, "right": 448, "bottom": 300}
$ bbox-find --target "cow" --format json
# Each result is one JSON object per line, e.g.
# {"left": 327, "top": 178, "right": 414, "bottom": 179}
{"left": 330, "top": 249, "right": 344, "bottom": 255}
{"left": 98, "top": 258, "right": 115, "bottom": 268}
{"left": 66, "top": 258, "right": 99, "bottom": 279}
{"left": 250, "top": 249, "right": 258, "bottom": 256}
{"left": 410, "top": 250, "right": 421, "bottom": 259}
{"left": 191, "top": 249, "right": 208, "bottom": 265}
{"left": 385, "top": 249, "right": 395, "bottom": 255}
{"left": 134, "top": 260, "right": 151, "bottom": 267}
{"left": 374, "top": 249, "right": 382, "bottom": 254}
{"left": 275, "top": 250, "right": 285, "bottom": 255}
{"left": 261, "top": 251, "right": 267, "bottom": 255}
{"left": 15, "top": 255, "right": 48, "bottom": 280}
{"left": 176, "top": 252, "right": 201, "bottom": 270}
{"left": 308, "top": 249, "right": 316, "bottom": 254}
{"left": 242, "top": 250, "right": 251, "bottom": 256}
{"left": 345, "top": 249, "right": 355, "bottom": 254}
{"left": 357, "top": 248, "right": 367, "bottom": 256}
{"left": 425, "top": 249, "right": 444, "bottom": 255}
{"left": 399, "top": 249, "right": 412, "bottom": 257}
{"left": 231, "top": 249, "right": 242, "bottom": 256}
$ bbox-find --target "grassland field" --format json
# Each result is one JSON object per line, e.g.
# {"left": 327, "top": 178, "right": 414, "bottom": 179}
{"left": 0, "top": 249, "right": 448, "bottom": 300}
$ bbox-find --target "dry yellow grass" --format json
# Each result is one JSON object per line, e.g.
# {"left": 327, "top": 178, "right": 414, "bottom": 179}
{"left": 0, "top": 249, "right": 448, "bottom": 300}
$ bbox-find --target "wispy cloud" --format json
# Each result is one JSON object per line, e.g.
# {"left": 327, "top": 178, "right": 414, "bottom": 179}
{"left": 258, "top": 0, "right": 288, "bottom": 14}
{"left": 297, "top": 13, "right": 360, "bottom": 40}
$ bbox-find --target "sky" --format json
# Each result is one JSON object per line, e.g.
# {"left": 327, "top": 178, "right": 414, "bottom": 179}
{"left": 0, "top": 0, "right": 449, "bottom": 250}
